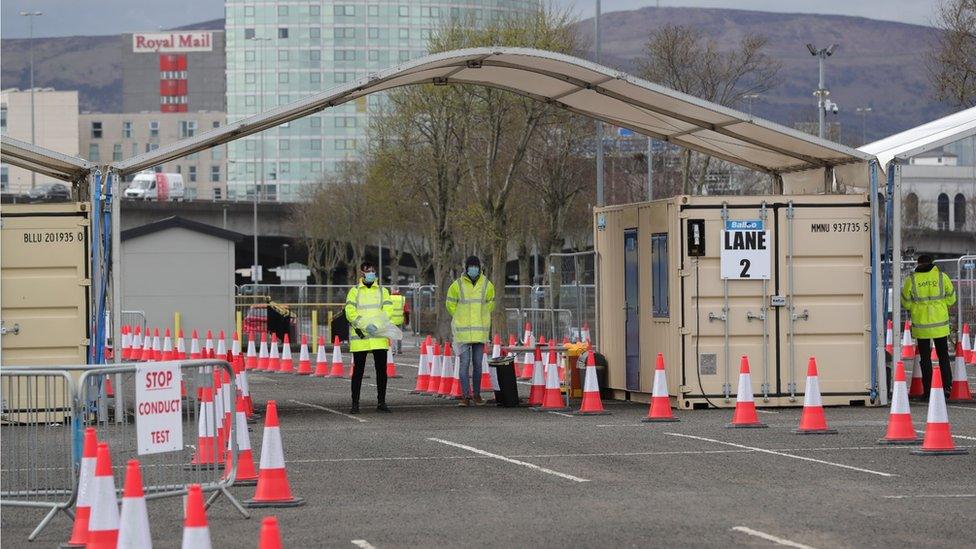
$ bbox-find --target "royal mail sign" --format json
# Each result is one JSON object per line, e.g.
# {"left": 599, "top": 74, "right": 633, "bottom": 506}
{"left": 133, "top": 32, "right": 213, "bottom": 53}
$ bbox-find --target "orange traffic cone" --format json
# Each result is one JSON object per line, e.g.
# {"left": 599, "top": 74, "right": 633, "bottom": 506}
{"left": 313, "top": 336, "right": 329, "bottom": 377}
{"left": 328, "top": 336, "right": 345, "bottom": 378}
{"left": 296, "top": 335, "right": 312, "bottom": 375}
{"left": 948, "top": 341, "right": 973, "bottom": 402}
{"left": 215, "top": 331, "right": 227, "bottom": 365}
{"left": 581, "top": 321, "right": 591, "bottom": 343}
{"left": 795, "top": 357, "right": 837, "bottom": 434}
{"left": 278, "top": 334, "right": 294, "bottom": 373}
{"left": 412, "top": 341, "right": 430, "bottom": 394}
{"left": 448, "top": 354, "right": 463, "bottom": 399}
{"left": 190, "top": 329, "right": 202, "bottom": 360}
{"left": 522, "top": 322, "right": 533, "bottom": 345}
{"left": 161, "top": 328, "right": 175, "bottom": 360}
{"left": 884, "top": 319, "right": 893, "bottom": 355}
{"left": 189, "top": 387, "right": 218, "bottom": 465}
{"left": 151, "top": 328, "right": 162, "bottom": 361}
{"left": 219, "top": 369, "right": 233, "bottom": 459}
{"left": 642, "top": 353, "right": 677, "bottom": 422}
{"left": 480, "top": 346, "right": 492, "bottom": 391}
{"left": 903, "top": 321, "right": 915, "bottom": 357}
{"left": 911, "top": 364, "right": 969, "bottom": 456}
{"left": 61, "top": 427, "right": 98, "bottom": 548}
{"left": 535, "top": 350, "right": 569, "bottom": 411}
{"left": 257, "top": 332, "right": 269, "bottom": 370}
{"left": 488, "top": 335, "right": 503, "bottom": 393}
{"left": 574, "top": 343, "right": 610, "bottom": 415}
{"left": 908, "top": 338, "right": 924, "bottom": 399}
{"left": 268, "top": 334, "right": 280, "bottom": 372}
{"left": 438, "top": 342, "right": 454, "bottom": 396}
{"left": 963, "top": 323, "right": 973, "bottom": 364}
{"left": 424, "top": 342, "right": 442, "bottom": 395}
{"left": 120, "top": 325, "right": 130, "bottom": 360}
{"left": 204, "top": 329, "right": 215, "bottom": 359}
{"left": 245, "top": 401, "right": 305, "bottom": 507}
{"left": 130, "top": 325, "right": 143, "bottom": 361}
{"left": 246, "top": 332, "right": 258, "bottom": 370}
{"left": 727, "top": 356, "right": 767, "bottom": 429}
{"left": 507, "top": 335, "right": 521, "bottom": 377}
{"left": 527, "top": 346, "right": 546, "bottom": 406}
{"left": 117, "top": 460, "right": 151, "bottom": 549}
{"left": 177, "top": 329, "right": 187, "bottom": 360}
{"left": 226, "top": 396, "right": 259, "bottom": 486}
{"left": 258, "top": 516, "right": 283, "bottom": 549}
{"left": 182, "top": 484, "right": 212, "bottom": 548}
{"left": 519, "top": 337, "right": 535, "bottom": 381}
{"left": 386, "top": 353, "right": 402, "bottom": 378}
{"left": 878, "top": 361, "right": 919, "bottom": 445}
{"left": 140, "top": 329, "right": 153, "bottom": 362}
{"left": 86, "top": 443, "right": 119, "bottom": 549}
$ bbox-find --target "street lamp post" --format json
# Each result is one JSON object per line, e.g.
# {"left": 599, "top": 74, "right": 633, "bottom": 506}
{"left": 807, "top": 43, "right": 837, "bottom": 139}
{"left": 282, "top": 243, "right": 289, "bottom": 280}
{"left": 856, "top": 107, "right": 873, "bottom": 145}
{"left": 595, "top": 0, "right": 604, "bottom": 207}
{"left": 20, "top": 10, "right": 43, "bottom": 189}
{"left": 248, "top": 36, "right": 272, "bottom": 284}
{"left": 742, "top": 93, "right": 760, "bottom": 116}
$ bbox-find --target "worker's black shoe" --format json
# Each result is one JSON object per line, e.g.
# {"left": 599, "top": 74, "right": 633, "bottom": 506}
{"left": 376, "top": 403, "right": 391, "bottom": 413}
{"left": 349, "top": 403, "right": 360, "bottom": 415}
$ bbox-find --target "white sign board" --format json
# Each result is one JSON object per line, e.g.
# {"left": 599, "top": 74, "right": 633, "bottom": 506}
{"left": 133, "top": 32, "right": 213, "bottom": 53}
{"left": 135, "top": 363, "right": 183, "bottom": 455}
{"left": 720, "top": 220, "right": 770, "bottom": 280}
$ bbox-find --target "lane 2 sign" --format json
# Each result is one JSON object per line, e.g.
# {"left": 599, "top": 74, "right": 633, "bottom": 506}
{"left": 721, "top": 220, "right": 770, "bottom": 280}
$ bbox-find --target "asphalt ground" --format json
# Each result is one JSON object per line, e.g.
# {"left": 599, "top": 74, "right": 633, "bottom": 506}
{"left": 3, "top": 338, "right": 976, "bottom": 548}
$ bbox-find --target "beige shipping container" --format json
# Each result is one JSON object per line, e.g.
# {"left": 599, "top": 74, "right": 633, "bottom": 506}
{"left": 595, "top": 194, "right": 873, "bottom": 409}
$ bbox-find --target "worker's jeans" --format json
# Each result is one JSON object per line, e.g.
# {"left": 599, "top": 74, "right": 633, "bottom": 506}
{"left": 916, "top": 336, "right": 952, "bottom": 396}
{"left": 457, "top": 343, "right": 484, "bottom": 399}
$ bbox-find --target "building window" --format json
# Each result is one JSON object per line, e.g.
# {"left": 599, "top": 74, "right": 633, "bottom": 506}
{"left": 399, "top": 28, "right": 409, "bottom": 40}
{"left": 211, "top": 146, "right": 223, "bottom": 160}
{"left": 245, "top": 95, "right": 256, "bottom": 106}
{"left": 334, "top": 50, "right": 356, "bottom": 61}
{"left": 244, "top": 5, "right": 254, "bottom": 17}
{"left": 335, "top": 116, "right": 357, "bottom": 128}
{"left": 954, "top": 193, "right": 966, "bottom": 230}
{"left": 245, "top": 72, "right": 256, "bottom": 84}
{"left": 188, "top": 166, "right": 197, "bottom": 183}
{"left": 904, "top": 193, "right": 919, "bottom": 227}
{"left": 179, "top": 120, "right": 197, "bottom": 138}
{"left": 651, "top": 233, "right": 669, "bottom": 317}
{"left": 0, "top": 105, "right": 7, "bottom": 134}
{"left": 368, "top": 5, "right": 379, "bottom": 17}
{"left": 335, "top": 27, "right": 355, "bottom": 39}
{"left": 280, "top": 140, "right": 290, "bottom": 150}
{"left": 309, "top": 50, "right": 321, "bottom": 61}
{"left": 938, "top": 193, "right": 950, "bottom": 230}
{"left": 368, "top": 27, "right": 379, "bottom": 39}
{"left": 244, "top": 28, "right": 255, "bottom": 40}
{"left": 112, "top": 144, "right": 122, "bottom": 161}
{"left": 149, "top": 120, "right": 159, "bottom": 138}
{"left": 279, "top": 73, "right": 289, "bottom": 84}
{"left": 310, "top": 139, "right": 322, "bottom": 150}
{"left": 309, "top": 27, "right": 320, "bottom": 39}
{"left": 212, "top": 121, "right": 220, "bottom": 128}
{"left": 211, "top": 165, "right": 220, "bottom": 182}
{"left": 368, "top": 50, "right": 379, "bottom": 62}
{"left": 278, "top": 28, "right": 289, "bottom": 39}
{"left": 245, "top": 50, "right": 256, "bottom": 62}
{"left": 278, "top": 50, "right": 289, "bottom": 61}
{"left": 213, "top": 187, "right": 222, "bottom": 200}
{"left": 309, "top": 4, "right": 320, "bottom": 16}
{"left": 399, "top": 50, "right": 410, "bottom": 62}
{"left": 1, "top": 166, "right": 8, "bottom": 191}
{"left": 310, "top": 116, "right": 321, "bottom": 128}
{"left": 310, "top": 72, "right": 321, "bottom": 84}
{"left": 91, "top": 121, "right": 103, "bottom": 139}
{"left": 399, "top": 5, "right": 409, "bottom": 17}
{"left": 122, "top": 121, "right": 132, "bottom": 138}
{"left": 335, "top": 5, "right": 355, "bottom": 16}
{"left": 131, "top": 143, "right": 139, "bottom": 157}
{"left": 88, "top": 143, "right": 100, "bottom": 161}
{"left": 277, "top": 5, "right": 288, "bottom": 16}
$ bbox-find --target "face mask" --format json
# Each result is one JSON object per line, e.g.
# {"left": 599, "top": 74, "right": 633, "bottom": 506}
{"left": 364, "top": 272, "right": 377, "bottom": 284}
{"left": 467, "top": 266, "right": 480, "bottom": 279}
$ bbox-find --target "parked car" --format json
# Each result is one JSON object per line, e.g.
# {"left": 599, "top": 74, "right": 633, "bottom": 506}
{"left": 27, "top": 183, "right": 71, "bottom": 203}
{"left": 123, "top": 172, "right": 185, "bottom": 201}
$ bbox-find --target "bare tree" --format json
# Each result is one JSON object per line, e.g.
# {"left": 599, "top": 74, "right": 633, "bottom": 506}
{"left": 635, "top": 25, "right": 781, "bottom": 194}
{"left": 930, "top": 0, "right": 976, "bottom": 108}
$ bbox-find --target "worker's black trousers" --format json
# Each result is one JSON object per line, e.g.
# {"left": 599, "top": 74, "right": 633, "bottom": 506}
{"left": 916, "top": 336, "right": 952, "bottom": 396}
{"left": 351, "top": 349, "right": 388, "bottom": 405}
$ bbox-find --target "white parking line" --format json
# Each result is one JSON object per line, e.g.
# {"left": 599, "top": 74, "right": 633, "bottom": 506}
{"left": 428, "top": 438, "right": 590, "bottom": 483}
{"left": 351, "top": 540, "right": 377, "bottom": 549}
{"left": 290, "top": 399, "right": 368, "bottom": 423}
{"left": 951, "top": 434, "right": 976, "bottom": 441}
{"left": 947, "top": 405, "right": 976, "bottom": 411}
{"left": 731, "top": 526, "right": 817, "bottom": 549}
{"left": 666, "top": 433, "right": 894, "bottom": 477}
{"left": 548, "top": 411, "right": 575, "bottom": 418}
{"left": 754, "top": 409, "right": 781, "bottom": 414}
{"left": 883, "top": 494, "right": 976, "bottom": 499}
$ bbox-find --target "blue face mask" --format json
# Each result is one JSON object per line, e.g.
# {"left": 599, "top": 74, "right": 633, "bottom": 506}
{"left": 467, "top": 266, "right": 480, "bottom": 279}
{"left": 363, "top": 272, "right": 377, "bottom": 284}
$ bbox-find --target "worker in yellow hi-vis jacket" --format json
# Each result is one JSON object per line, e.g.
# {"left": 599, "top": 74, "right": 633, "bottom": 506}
{"left": 901, "top": 254, "right": 956, "bottom": 398}
{"left": 345, "top": 260, "right": 394, "bottom": 414}
{"left": 446, "top": 256, "right": 496, "bottom": 407}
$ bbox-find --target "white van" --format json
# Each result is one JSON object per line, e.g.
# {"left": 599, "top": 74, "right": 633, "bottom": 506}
{"left": 124, "top": 172, "right": 185, "bottom": 201}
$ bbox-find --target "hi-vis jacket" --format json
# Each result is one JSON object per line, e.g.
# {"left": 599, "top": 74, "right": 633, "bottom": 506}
{"left": 901, "top": 266, "right": 956, "bottom": 339}
{"left": 389, "top": 294, "right": 406, "bottom": 326}
{"left": 446, "top": 274, "right": 496, "bottom": 344}
{"left": 345, "top": 280, "right": 394, "bottom": 352}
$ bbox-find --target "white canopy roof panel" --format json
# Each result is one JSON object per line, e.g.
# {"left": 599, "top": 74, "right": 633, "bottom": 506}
{"left": 860, "top": 106, "right": 976, "bottom": 170}
{"left": 0, "top": 135, "right": 93, "bottom": 183}
{"left": 111, "top": 47, "right": 871, "bottom": 187}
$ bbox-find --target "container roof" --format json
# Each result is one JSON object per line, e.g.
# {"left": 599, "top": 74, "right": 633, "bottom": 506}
{"left": 0, "top": 135, "right": 93, "bottom": 182}
{"left": 859, "top": 106, "right": 976, "bottom": 170}
{"left": 111, "top": 47, "right": 871, "bottom": 179}
{"left": 121, "top": 216, "right": 245, "bottom": 242}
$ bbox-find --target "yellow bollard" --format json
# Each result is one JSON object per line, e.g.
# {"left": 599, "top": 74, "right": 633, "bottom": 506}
{"left": 174, "top": 312, "right": 181, "bottom": 338}
{"left": 311, "top": 310, "right": 318, "bottom": 353}
{"left": 236, "top": 310, "right": 243, "bottom": 339}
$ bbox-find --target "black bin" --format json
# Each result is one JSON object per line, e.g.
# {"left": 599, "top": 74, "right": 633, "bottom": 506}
{"left": 489, "top": 355, "right": 520, "bottom": 407}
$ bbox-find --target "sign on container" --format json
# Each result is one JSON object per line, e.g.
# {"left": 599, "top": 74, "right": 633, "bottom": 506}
{"left": 135, "top": 362, "right": 183, "bottom": 455}
{"left": 720, "top": 219, "right": 770, "bottom": 280}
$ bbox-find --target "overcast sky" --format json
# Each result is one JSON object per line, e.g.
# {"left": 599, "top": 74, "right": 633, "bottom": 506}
{"left": 1, "top": 0, "right": 942, "bottom": 39}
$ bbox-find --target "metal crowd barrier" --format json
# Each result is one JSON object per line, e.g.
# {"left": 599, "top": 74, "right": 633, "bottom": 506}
{"left": 1, "top": 360, "right": 248, "bottom": 541}
{"left": 0, "top": 370, "right": 78, "bottom": 540}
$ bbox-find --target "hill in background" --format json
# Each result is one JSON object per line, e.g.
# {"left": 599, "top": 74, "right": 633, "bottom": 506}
{"left": 1, "top": 9, "right": 953, "bottom": 143}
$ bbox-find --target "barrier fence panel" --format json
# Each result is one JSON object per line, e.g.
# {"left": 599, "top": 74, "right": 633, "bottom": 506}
{"left": 122, "top": 310, "right": 147, "bottom": 332}
{"left": 885, "top": 255, "right": 976, "bottom": 339}
{"left": 0, "top": 370, "right": 77, "bottom": 540}
{"left": 77, "top": 360, "right": 248, "bottom": 517}
{"left": 547, "top": 251, "right": 598, "bottom": 346}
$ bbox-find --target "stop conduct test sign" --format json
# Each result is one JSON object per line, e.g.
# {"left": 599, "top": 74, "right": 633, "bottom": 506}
{"left": 135, "top": 362, "right": 183, "bottom": 455}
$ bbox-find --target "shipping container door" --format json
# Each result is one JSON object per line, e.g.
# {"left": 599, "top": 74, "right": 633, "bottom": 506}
{"left": 1, "top": 206, "right": 89, "bottom": 367}
{"left": 682, "top": 204, "right": 772, "bottom": 402}
{"left": 777, "top": 201, "right": 871, "bottom": 400}
{"left": 624, "top": 229, "right": 640, "bottom": 391}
